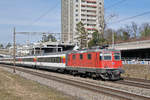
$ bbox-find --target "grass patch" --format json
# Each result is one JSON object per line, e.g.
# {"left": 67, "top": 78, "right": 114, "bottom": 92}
{"left": 0, "top": 68, "right": 76, "bottom": 100}
{"left": 122, "top": 64, "right": 150, "bottom": 80}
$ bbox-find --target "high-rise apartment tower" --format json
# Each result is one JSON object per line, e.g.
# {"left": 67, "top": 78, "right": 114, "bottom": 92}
{"left": 61, "top": 0, "right": 104, "bottom": 43}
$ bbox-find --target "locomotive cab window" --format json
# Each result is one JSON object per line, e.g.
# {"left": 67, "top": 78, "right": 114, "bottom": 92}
{"left": 114, "top": 53, "right": 121, "bottom": 60}
{"left": 103, "top": 53, "right": 112, "bottom": 60}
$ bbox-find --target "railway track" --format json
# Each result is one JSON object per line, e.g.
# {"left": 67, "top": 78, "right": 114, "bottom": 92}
{"left": 1, "top": 64, "right": 150, "bottom": 100}
{"left": 79, "top": 77, "right": 150, "bottom": 90}
{"left": 114, "top": 78, "right": 150, "bottom": 89}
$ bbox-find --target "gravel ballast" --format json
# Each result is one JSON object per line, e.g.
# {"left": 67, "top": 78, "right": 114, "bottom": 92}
{"left": 9, "top": 66, "right": 150, "bottom": 98}
{"left": 0, "top": 66, "right": 121, "bottom": 100}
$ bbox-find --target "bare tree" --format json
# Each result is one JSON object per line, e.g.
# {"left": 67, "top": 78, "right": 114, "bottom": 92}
{"left": 104, "top": 28, "right": 114, "bottom": 43}
{"left": 0, "top": 44, "right": 4, "bottom": 49}
{"left": 5, "top": 43, "right": 12, "bottom": 49}
{"left": 125, "top": 25, "right": 132, "bottom": 35}
{"left": 139, "top": 23, "right": 150, "bottom": 38}
{"left": 131, "top": 22, "right": 138, "bottom": 39}
{"left": 102, "top": 13, "right": 118, "bottom": 44}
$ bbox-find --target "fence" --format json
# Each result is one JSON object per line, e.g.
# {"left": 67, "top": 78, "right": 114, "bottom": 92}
{"left": 122, "top": 59, "right": 150, "bottom": 65}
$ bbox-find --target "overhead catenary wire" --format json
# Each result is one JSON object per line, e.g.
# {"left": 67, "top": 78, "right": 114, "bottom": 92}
{"left": 105, "top": 0, "right": 127, "bottom": 10}
{"left": 31, "top": 0, "right": 60, "bottom": 25}
{"left": 104, "top": 0, "right": 128, "bottom": 22}
{"left": 110, "top": 11, "right": 150, "bottom": 24}
{"left": 24, "top": 0, "right": 60, "bottom": 43}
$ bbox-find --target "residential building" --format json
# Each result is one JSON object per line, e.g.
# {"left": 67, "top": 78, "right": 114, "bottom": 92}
{"left": 61, "top": 0, "right": 74, "bottom": 43}
{"left": 61, "top": 0, "right": 104, "bottom": 43}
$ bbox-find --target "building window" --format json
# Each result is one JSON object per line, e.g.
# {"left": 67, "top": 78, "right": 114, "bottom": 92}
{"left": 81, "top": 14, "right": 86, "bottom": 16}
{"left": 81, "top": 9, "right": 86, "bottom": 12}
{"left": 87, "top": 24, "right": 96, "bottom": 26}
{"left": 81, "top": 0, "right": 85, "bottom": 3}
{"left": 76, "top": 14, "right": 78, "bottom": 16}
{"left": 81, "top": 19, "right": 86, "bottom": 21}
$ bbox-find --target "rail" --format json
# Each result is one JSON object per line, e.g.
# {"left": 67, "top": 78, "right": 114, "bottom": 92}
{"left": 1, "top": 64, "right": 150, "bottom": 100}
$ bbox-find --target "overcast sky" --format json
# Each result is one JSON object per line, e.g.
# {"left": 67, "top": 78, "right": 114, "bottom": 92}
{"left": 0, "top": 0, "right": 150, "bottom": 44}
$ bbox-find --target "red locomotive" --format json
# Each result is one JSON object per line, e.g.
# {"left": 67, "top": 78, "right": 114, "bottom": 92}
{"left": 0, "top": 48, "right": 124, "bottom": 80}
{"left": 67, "top": 49, "right": 124, "bottom": 80}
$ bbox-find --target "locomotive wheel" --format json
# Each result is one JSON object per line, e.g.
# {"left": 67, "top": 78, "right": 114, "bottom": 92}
{"left": 33, "top": 65, "right": 37, "bottom": 69}
{"left": 86, "top": 72, "right": 92, "bottom": 78}
{"left": 72, "top": 71, "right": 78, "bottom": 76}
{"left": 91, "top": 73, "right": 97, "bottom": 80}
{"left": 79, "top": 74, "right": 86, "bottom": 78}
{"left": 100, "top": 73, "right": 110, "bottom": 81}
{"left": 57, "top": 69, "right": 64, "bottom": 73}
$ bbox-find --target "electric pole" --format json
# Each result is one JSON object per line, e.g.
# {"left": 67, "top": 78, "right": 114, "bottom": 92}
{"left": 13, "top": 27, "right": 16, "bottom": 73}
{"left": 112, "top": 32, "right": 115, "bottom": 49}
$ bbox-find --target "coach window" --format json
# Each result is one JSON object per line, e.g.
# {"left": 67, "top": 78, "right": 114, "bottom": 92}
{"left": 80, "top": 54, "right": 83, "bottom": 60}
{"left": 52, "top": 57, "right": 54, "bottom": 62}
{"left": 46, "top": 57, "right": 50, "bottom": 62}
{"left": 49, "top": 57, "right": 52, "bottom": 62}
{"left": 56, "top": 57, "right": 60, "bottom": 63}
{"left": 87, "top": 54, "right": 92, "bottom": 60}
{"left": 73, "top": 55, "right": 76, "bottom": 60}
{"left": 50, "top": 57, "right": 52, "bottom": 62}
{"left": 38, "top": 58, "right": 42, "bottom": 62}
{"left": 54, "top": 57, "right": 56, "bottom": 62}
{"left": 56, "top": 57, "right": 59, "bottom": 63}
{"left": 42, "top": 58, "right": 46, "bottom": 62}
{"left": 53, "top": 57, "right": 56, "bottom": 63}
{"left": 39, "top": 58, "right": 44, "bottom": 62}
{"left": 59, "top": 57, "right": 61, "bottom": 63}
{"left": 28, "top": 58, "right": 31, "bottom": 62}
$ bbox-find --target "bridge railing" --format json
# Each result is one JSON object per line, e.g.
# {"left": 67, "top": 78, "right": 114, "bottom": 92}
{"left": 122, "top": 59, "right": 150, "bottom": 65}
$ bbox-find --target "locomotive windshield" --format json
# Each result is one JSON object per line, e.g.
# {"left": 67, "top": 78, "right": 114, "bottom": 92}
{"left": 100, "top": 53, "right": 112, "bottom": 60}
{"left": 114, "top": 53, "right": 121, "bottom": 60}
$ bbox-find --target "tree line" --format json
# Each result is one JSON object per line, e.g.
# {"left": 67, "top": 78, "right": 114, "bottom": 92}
{"left": 0, "top": 43, "right": 12, "bottom": 49}
{"left": 105, "top": 22, "right": 150, "bottom": 44}
{"left": 76, "top": 21, "right": 150, "bottom": 49}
